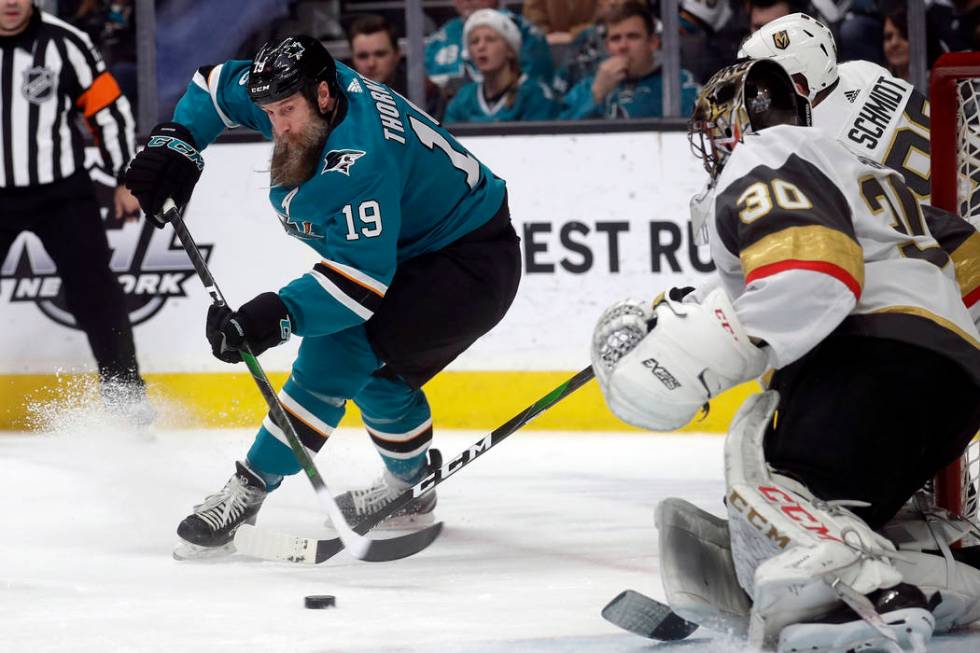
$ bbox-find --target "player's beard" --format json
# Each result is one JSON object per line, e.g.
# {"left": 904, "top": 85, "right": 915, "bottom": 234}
{"left": 270, "top": 118, "right": 330, "bottom": 187}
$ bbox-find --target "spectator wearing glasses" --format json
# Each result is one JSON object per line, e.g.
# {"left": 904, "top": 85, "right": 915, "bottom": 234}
{"left": 560, "top": 1, "right": 699, "bottom": 119}
{"left": 425, "top": 0, "right": 554, "bottom": 96}
{"left": 444, "top": 9, "right": 559, "bottom": 122}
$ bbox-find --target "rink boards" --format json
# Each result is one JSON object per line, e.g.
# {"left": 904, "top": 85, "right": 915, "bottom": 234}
{"left": 0, "top": 130, "right": 755, "bottom": 431}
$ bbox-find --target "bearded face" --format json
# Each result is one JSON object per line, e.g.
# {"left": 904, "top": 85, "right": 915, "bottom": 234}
{"left": 269, "top": 114, "right": 330, "bottom": 187}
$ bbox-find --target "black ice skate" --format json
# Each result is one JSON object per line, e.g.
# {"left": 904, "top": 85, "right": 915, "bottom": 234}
{"left": 778, "top": 582, "right": 935, "bottom": 653}
{"left": 174, "top": 461, "right": 269, "bottom": 560}
{"left": 334, "top": 449, "right": 441, "bottom": 529}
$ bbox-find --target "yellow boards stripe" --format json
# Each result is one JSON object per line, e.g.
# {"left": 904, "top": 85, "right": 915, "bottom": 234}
{"left": 0, "top": 372, "right": 761, "bottom": 433}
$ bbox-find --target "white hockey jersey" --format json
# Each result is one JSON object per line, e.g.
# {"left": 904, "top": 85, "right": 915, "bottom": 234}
{"left": 708, "top": 124, "right": 980, "bottom": 383}
{"left": 813, "top": 61, "right": 931, "bottom": 201}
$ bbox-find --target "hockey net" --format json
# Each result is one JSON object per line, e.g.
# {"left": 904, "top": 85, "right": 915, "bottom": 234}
{"left": 930, "top": 52, "right": 980, "bottom": 524}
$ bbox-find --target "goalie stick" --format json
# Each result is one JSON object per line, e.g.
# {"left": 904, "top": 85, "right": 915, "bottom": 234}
{"left": 233, "top": 365, "right": 597, "bottom": 564}
{"left": 601, "top": 590, "right": 699, "bottom": 641}
{"left": 163, "top": 200, "right": 441, "bottom": 562}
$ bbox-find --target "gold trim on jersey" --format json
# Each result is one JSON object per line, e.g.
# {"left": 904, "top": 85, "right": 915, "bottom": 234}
{"left": 871, "top": 306, "right": 980, "bottom": 349}
{"left": 952, "top": 232, "right": 980, "bottom": 298}
{"left": 740, "top": 225, "right": 864, "bottom": 288}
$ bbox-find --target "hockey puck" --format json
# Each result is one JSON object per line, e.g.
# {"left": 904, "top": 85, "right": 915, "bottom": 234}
{"left": 304, "top": 595, "right": 336, "bottom": 609}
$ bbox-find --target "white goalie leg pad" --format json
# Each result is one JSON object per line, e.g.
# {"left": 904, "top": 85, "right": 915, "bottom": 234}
{"left": 891, "top": 550, "right": 980, "bottom": 632}
{"left": 882, "top": 498, "right": 980, "bottom": 632}
{"left": 655, "top": 497, "right": 751, "bottom": 636}
{"left": 778, "top": 606, "right": 934, "bottom": 653}
{"left": 724, "top": 392, "right": 907, "bottom": 648}
{"left": 591, "top": 286, "right": 767, "bottom": 431}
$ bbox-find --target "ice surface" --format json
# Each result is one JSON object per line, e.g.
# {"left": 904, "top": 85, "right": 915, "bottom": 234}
{"left": 2, "top": 413, "right": 978, "bottom": 652}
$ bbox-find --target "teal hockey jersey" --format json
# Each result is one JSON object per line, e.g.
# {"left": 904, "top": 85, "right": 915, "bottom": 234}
{"left": 172, "top": 60, "right": 506, "bottom": 338}
{"left": 444, "top": 75, "right": 558, "bottom": 123}
{"left": 424, "top": 11, "right": 554, "bottom": 88}
{"left": 559, "top": 67, "right": 700, "bottom": 120}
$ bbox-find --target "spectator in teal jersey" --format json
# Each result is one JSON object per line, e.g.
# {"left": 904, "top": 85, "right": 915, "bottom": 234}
{"left": 445, "top": 9, "right": 559, "bottom": 123}
{"left": 560, "top": 1, "right": 700, "bottom": 119}
{"left": 425, "top": 0, "right": 554, "bottom": 96}
{"left": 552, "top": 0, "right": 622, "bottom": 96}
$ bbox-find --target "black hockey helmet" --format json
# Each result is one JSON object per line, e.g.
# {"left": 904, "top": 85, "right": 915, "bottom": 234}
{"left": 247, "top": 35, "right": 340, "bottom": 109}
{"left": 689, "top": 59, "right": 811, "bottom": 179}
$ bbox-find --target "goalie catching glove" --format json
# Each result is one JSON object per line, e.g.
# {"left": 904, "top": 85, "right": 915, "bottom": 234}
{"left": 590, "top": 286, "right": 767, "bottom": 431}
{"left": 206, "top": 292, "right": 293, "bottom": 363}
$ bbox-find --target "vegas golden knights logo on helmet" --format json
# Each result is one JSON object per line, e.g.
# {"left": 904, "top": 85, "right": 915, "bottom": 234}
{"left": 773, "top": 30, "right": 790, "bottom": 50}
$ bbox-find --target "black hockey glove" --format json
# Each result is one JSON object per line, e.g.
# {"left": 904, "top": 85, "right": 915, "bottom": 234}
{"left": 206, "top": 293, "right": 293, "bottom": 364}
{"left": 124, "top": 122, "right": 204, "bottom": 226}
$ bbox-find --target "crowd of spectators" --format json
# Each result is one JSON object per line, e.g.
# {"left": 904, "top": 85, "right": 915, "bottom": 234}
{"left": 341, "top": 0, "right": 980, "bottom": 123}
{"left": 58, "top": 0, "right": 980, "bottom": 127}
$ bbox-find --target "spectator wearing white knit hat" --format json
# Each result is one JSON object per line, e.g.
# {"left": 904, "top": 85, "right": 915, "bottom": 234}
{"left": 424, "top": 0, "right": 554, "bottom": 95}
{"left": 444, "top": 9, "right": 559, "bottom": 122}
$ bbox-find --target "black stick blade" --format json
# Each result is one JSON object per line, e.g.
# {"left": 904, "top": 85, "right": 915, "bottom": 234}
{"left": 357, "top": 522, "right": 443, "bottom": 562}
{"left": 601, "top": 590, "right": 699, "bottom": 641}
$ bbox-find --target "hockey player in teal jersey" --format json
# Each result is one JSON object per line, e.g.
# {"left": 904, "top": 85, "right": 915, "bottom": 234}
{"left": 124, "top": 35, "right": 522, "bottom": 556}
{"left": 444, "top": 9, "right": 558, "bottom": 123}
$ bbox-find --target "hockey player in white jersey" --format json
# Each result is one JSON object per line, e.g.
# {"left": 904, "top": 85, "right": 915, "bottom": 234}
{"left": 592, "top": 59, "right": 980, "bottom": 651}
{"left": 722, "top": 11, "right": 980, "bottom": 327}
{"left": 739, "top": 12, "right": 931, "bottom": 200}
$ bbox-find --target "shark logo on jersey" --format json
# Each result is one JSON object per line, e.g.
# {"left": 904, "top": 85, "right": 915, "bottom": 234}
{"left": 322, "top": 149, "right": 366, "bottom": 176}
{"left": 21, "top": 67, "right": 56, "bottom": 104}
{"left": 772, "top": 30, "right": 790, "bottom": 50}
{"left": 274, "top": 188, "right": 324, "bottom": 241}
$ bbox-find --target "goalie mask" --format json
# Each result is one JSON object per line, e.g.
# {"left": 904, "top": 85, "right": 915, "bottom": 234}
{"left": 689, "top": 59, "right": 810, "bottom": 180}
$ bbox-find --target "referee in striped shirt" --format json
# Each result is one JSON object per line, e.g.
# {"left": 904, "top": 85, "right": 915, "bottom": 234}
{"left": 1, "top": 1, "right": 149, "bottom": 416}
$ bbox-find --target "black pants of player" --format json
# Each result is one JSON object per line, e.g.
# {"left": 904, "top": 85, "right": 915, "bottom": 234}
{"left": 1, "top": 172, "right": 142, "bottom": 387}
{"left": 763, "top": 334, "right": 980, "bottom": 530}
{"left": 366, "top": 194, "right": 522, "bottom": 389}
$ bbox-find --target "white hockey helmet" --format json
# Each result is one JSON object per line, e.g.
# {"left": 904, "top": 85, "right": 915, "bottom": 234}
{"left": 737, "top": 13, "right": 838, "bottom": 103}
{"left": 682, "top": 0, "right": 733, "bottom": 33}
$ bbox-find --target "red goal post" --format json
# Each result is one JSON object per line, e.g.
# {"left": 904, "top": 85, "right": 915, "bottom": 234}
{"left": 930, "top": 51, "right": 980, "bottom": 523}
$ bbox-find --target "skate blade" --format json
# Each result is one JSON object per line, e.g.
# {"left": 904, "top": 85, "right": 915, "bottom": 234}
{"left": 172, "top": 540, "right": 236, "bottom": 561}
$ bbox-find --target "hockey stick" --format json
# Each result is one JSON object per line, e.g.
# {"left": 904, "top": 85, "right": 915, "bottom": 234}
{"left": 162, "top": 199, "right": 442, "bottom": 562}
{"left": 234, "top": 365, "right": 597, "bottom": 564}
{"left": 601, "top": 590, "right": 699, "bottom": 641}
